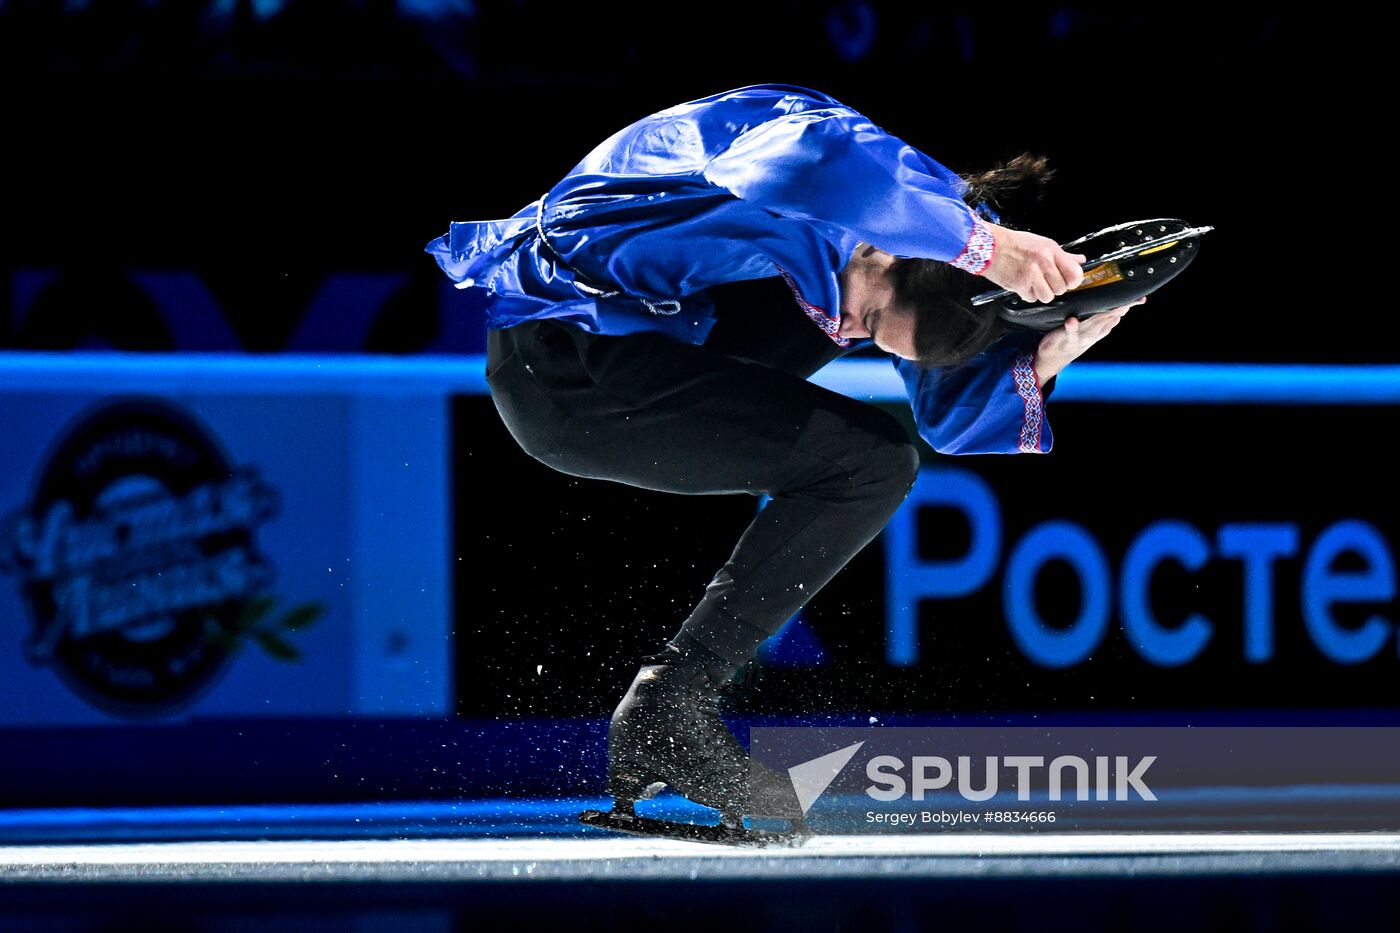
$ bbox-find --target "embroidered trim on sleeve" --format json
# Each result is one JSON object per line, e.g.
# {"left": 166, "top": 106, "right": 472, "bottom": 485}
{"left": 950, "top": 215, "right": 996, "bottom": 275}
{"left": 1013, "top": 349, "right": 1044, "bottom": 452}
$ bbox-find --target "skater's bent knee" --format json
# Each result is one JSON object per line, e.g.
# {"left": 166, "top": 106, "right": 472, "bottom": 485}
{"left": 814, "top": 425, "right": 919, "bottom": 504}
{"left": 801, "top": 405, "right": 921, "bottom": 501}
{"left": 863, "top": 436, "right": 921, "bottom": 497}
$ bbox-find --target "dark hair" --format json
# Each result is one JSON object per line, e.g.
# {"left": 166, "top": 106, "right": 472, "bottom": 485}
{"left": 889, "top": 152, "right": 1056, "bottom": 369}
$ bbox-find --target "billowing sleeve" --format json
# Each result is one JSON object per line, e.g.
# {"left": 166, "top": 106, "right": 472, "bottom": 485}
{"left": 892, "top": 331, "right": 1055, "bottom": 455}
{"left": 700, "top": 109, "right": 996, "bottom": 274}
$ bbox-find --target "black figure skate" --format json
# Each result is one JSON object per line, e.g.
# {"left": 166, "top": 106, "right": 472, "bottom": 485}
{"left": 579, "top": 641, "right": 810, "bottom": 847}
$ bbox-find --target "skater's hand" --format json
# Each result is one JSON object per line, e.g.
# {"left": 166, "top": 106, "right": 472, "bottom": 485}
{"left": 981, "top": 222, "right": 1087, "bottom": 304}
{"left": 1033, "top": 298, "right": 1146, "bottom": 389}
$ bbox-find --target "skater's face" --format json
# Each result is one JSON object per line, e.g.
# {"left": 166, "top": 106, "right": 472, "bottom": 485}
{"left": 838, "top": 254, "right": 919, "bottom": 359}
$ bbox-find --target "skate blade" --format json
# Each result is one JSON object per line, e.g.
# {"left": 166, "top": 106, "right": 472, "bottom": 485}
{"left": 579, "top": 806, "right": 809, "bottom": 848}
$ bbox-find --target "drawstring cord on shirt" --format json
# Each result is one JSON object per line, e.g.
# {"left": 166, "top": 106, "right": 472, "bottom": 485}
{"left": 535, "top": 195, "right": 682, "bottom": 316}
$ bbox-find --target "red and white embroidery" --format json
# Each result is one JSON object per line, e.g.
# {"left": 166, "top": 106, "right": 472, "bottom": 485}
{"left": 1013, "top": 349, "right": 1044, "bottom": 452}
{"left": 950, "top": 215, "right": 996, "bottom": 275}
{"left": 774, "top": 265, "right": 851, "bottom": 347}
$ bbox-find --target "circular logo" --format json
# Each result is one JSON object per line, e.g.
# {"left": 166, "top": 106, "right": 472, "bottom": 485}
{"left": 0, "top": 398, "right": 280, "bottom": 717}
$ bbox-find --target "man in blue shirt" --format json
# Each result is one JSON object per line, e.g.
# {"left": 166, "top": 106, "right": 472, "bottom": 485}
{"left": 425, "top": 83, "right": 1138, "bottom": 830}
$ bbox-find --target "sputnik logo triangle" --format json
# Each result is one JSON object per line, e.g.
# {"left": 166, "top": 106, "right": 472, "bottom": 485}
{"left": 787, "top": 741, "right": 864, "bottom": 814}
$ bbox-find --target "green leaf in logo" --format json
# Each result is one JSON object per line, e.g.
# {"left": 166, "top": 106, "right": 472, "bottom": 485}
{"left": 200, "top": 616, "right": 239, "bottom": 652}
{"left": 253, "top": 630, "right": 300, "bottom": 662}
{"left": 235, "top": 595, "right": 278, "bottom": 633}
{"left": 278, "top": 602, "right": 325, "bottom": 632}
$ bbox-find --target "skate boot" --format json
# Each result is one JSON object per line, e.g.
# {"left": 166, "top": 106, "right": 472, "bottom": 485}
{"left": 579, "top": 639, "right": 808, "bottom": 846}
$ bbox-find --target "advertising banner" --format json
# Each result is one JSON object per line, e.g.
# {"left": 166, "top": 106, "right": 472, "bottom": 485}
{"left": 0, "top": 361, "right": 454, "bottom": 725}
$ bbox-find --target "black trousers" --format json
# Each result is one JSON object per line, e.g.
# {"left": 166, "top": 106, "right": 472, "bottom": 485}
{"left": 484, "top": 276, "right": 920, "bottom": 673}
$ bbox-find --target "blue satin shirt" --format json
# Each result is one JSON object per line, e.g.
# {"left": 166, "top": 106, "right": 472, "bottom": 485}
{"left": 424, "top": 83, "right": 1051, "bottom": 455}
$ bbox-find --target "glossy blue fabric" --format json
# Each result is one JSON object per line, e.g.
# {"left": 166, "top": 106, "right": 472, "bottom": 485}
{"left": 424, "top": 83, "right": 1052, "bottom": 454}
